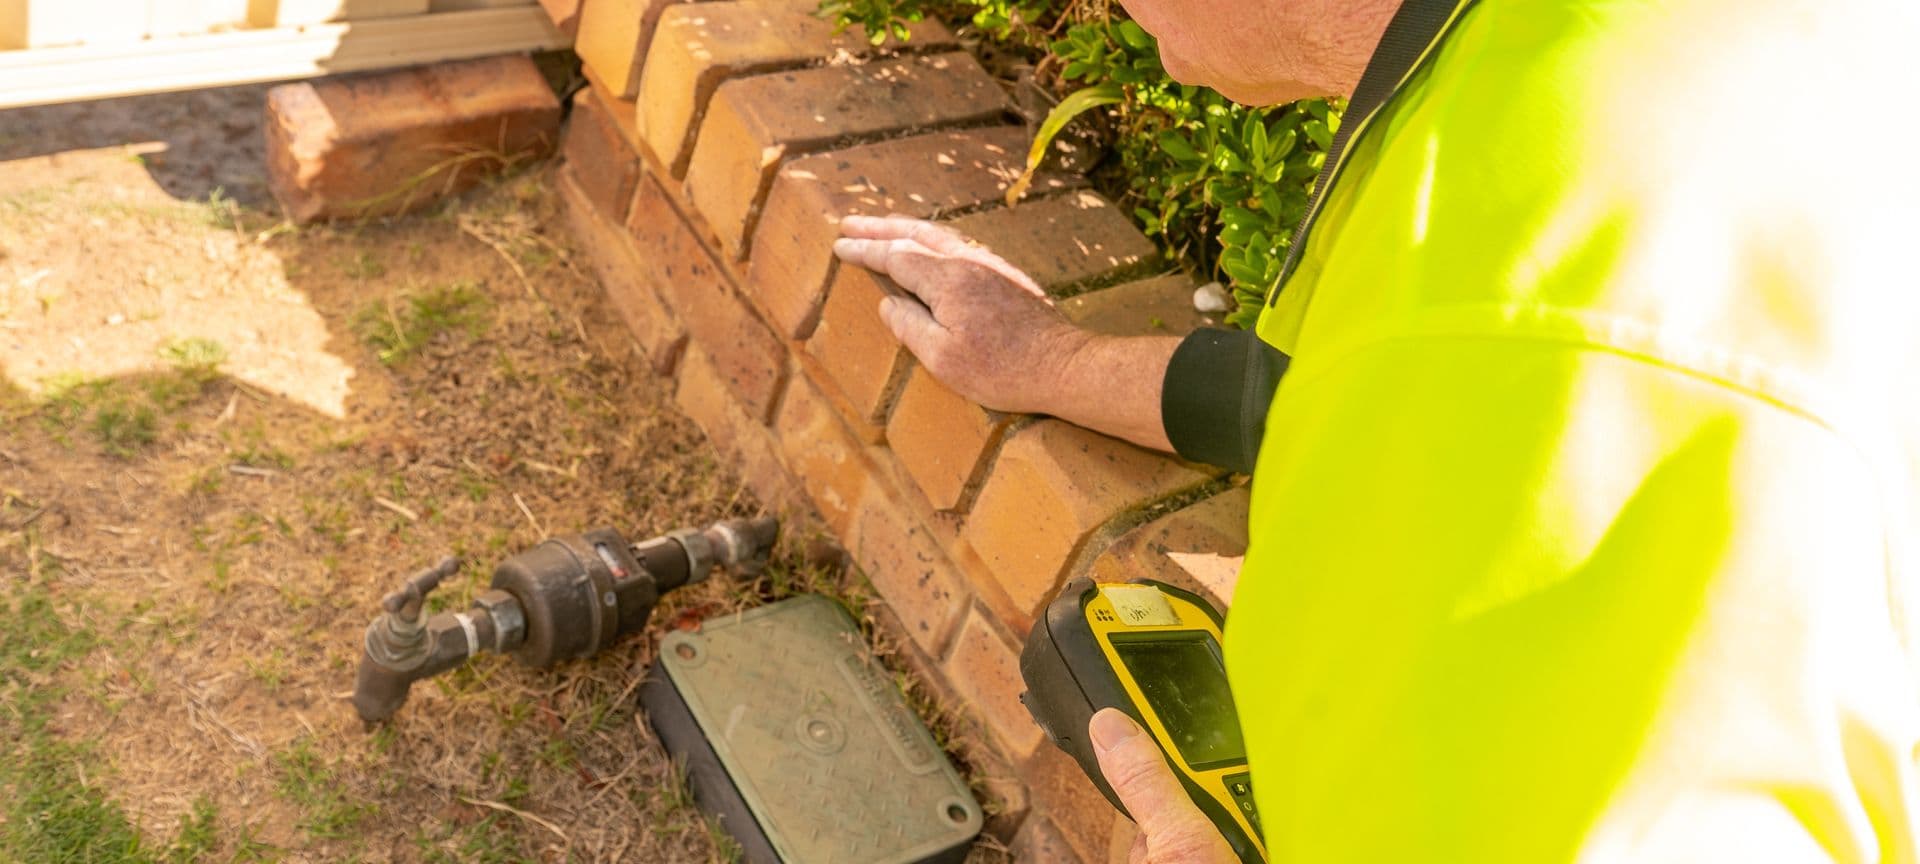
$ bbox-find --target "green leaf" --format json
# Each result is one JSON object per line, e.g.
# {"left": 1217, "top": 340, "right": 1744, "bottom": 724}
{"left": 1304, "top": 119, "right": 1333, "bottom": 150}
{"left": 1005, "top": 82, "right": 1126, "bottom": 206}
{"left": 1116, "top": 20, "right": 1155, "bottom": 50}
{"left": 1157, "top": 132, "right": 1200, "bottom": 163}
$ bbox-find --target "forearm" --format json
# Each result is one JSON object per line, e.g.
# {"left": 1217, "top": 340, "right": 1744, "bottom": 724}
{"left": 1042, "top": 333, "right": 1182, "bottom": 453}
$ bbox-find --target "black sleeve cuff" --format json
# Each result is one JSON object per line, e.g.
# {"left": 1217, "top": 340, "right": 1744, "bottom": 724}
{"left": 1160, "top": 328, "right": 1291, "bottom": 474}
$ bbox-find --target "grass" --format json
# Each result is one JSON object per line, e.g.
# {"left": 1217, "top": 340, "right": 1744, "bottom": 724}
{"left": 353, "top": 280, "right": 491, "bottom": 366}
{"left": 274, "top": 738, "right": 372, "bottom": 842}
{"left": 91, "top": 398, "right": 160, "bottom": 456}
{"left": 29, "top": 337, "right": 228, "bottom": 457}
{"left": 0, "top": 161, "right": 980, "bottom": 863}
{"left": 342, "top": 251, "right": 387, "bottom": 281}
{"left": 165, "top": 798, "right": 220, "bottom": 864}
{"left": 415, "top": 813, "right": 531, "bottom": 864}
{"left": 0, "top": 579, "right": 221, "bottom": 862}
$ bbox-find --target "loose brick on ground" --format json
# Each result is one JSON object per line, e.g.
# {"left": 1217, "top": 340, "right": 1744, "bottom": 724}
{"left": 943, "top": 605, "right": 1043, "bottom": 760}
{"left": 772, "top": 375, "right": 873, "bottom": 535}
{"left": 1088, "top": 486, "right": 1248, "bottom": 610}
{"left": 639, "top": 1, "right": 955, "bottom": 178}
{"left": 557, "top": 165, "right": 686, "bottom": 375}
{"left": 264, "top": 55, "right": 560, "bottom": 223}
{"left": 965, "top": 420, "right": 1211, "bottom": 616}
{"left": 1059, "top": 273, "right": 1214, "bottom": 337}
{"left": 747, "top": 126, "right": 1078, "bottom": 338}
{"left": 843, "top": 475, "right": 973, "bottom": 657}
{"left": 684, "top": 52, "right": 1012, "bottom": 260}
{"left": 885, "top": 366, "right": 1008, "bottom": 513}
{"left": 574, "top": 0, "right": 679, "bottom": 99}
{"left": 946, "top": 190, "right": 1159, "bottom": 293}
{"left": 625, "top": 174, "right": 788, "bottom": 422}
{"left": 561, "top": 89, "right": 641, "bottom": 222}
{"left": 806, "top": 265, "right": 913, "bottom": 430}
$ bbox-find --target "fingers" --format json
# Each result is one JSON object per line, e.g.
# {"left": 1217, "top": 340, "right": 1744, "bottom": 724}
{"left": 1092, "top": 709, "right": 1193, "bottom": 836}
{"left": 839, "top": 215, "right": 1046, "bottom": 299}
{"left": 833, "top": 238, "right": 963, "bottom": 310}
{"left": 839, "top": 214, "right": 974, "bottom": 255}
{"left": 877, "top": 295, "right": 946, "bottom": 365}
{"left": 830, "top": 235, "right": 917, "bottom": 276}
{"left": 1091, "top": 709, "right": 1238, "bottom": 863}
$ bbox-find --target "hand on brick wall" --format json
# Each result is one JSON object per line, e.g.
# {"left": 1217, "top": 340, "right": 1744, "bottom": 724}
{"left": 834, "top": 214, "right": 1076, "bottom": 411}
{"left": 834, "top": 215, "right": 1183, "bottom": 452}
{"left": 1091, "top": 709, "right": 1241, "bottom": 863}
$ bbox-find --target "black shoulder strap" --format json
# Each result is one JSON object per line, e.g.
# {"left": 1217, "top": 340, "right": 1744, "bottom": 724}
{"left": 1269, "top": 0, "right": 1473, "bottom": 304}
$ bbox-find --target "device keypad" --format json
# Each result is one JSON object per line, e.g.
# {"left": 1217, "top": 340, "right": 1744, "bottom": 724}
{"left": 1223, "top": 771, "right": 1260, "bottom": 835}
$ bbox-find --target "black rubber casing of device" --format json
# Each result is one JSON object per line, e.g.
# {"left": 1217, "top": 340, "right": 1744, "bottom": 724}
{"left": 1018, "top": 577, "right": 1263, "bottom": 863}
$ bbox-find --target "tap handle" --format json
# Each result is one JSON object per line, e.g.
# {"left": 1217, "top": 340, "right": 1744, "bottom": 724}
{"left": 380, "top": 556, "right": 461, "bottom": 620}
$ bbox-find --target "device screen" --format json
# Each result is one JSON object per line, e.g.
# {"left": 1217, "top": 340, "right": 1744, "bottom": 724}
{"left": 1111, "top": 635, "right": 1245, "bottom": 769}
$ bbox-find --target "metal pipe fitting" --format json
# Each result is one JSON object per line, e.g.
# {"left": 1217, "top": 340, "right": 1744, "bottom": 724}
{"left": 351, "top": 517, "right": 781, "bottom": 724}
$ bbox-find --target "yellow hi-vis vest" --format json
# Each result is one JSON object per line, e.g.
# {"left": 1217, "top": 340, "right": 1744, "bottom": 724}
{"left": 1228, "top": 0, "right": 1920, "bottom": 860}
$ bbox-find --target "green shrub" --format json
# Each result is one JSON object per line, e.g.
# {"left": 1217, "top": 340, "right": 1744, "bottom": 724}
{"left": 819, "top": 1, "right": 1341, "bottom": 327}
{"left": 818, "top": 0, "right": 1056, "bottom": 44}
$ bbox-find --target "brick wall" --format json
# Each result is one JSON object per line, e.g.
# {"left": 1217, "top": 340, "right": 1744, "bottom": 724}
{"left": 546, "top": 2, "right": 1250, "bottom": 859}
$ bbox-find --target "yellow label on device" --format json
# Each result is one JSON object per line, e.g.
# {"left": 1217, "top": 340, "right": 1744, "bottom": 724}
{"left": 1100, "top": 585, "right": 1181, "bottom": 627}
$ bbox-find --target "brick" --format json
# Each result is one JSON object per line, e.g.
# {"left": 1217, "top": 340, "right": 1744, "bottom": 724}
{"left": 881, "top": 274, "right": 1209, "bottom": 527}
{"left": 264, "top": 55, "right": 560, "bottom": 223}
{"left": 949, "top": 540, "right": 1034, "bottom": 638}
{"left": 1009, "top": 816, "right": 1088, "bottom": 864}
{"left": 946, "top": 191, "right": 1158, "bottom": 293}
{"left": 639, "top": 2, "right": 954, "bottom": 179}
{"left": 1023, "top": 745, "right": 1125, "bottom": 864}
{"left": 807, "top": 194, "right": 1158, "bottom": 435}
{"left": 966, "top": 420, "right": 1210, "bottom": 616}
{"left": 684, "top": 52, "right": 1012, "bottom": 260}
{"left": 536, "top": 0, "right": 582, "bottom": 37}
{"left": 561, "top": 89, "right": 640, "bottom": 221}
{"left": 557, "top": 165, "right": 686, "bottom": 374}
{"left": 844, "top": 478, "right": 971, "bottom": 657}
{"left": 625, "top": 174, "right": 788, "bottom": 421}
{"left": 1088, "top": 486, "right": 1248, "bottom": 610}
{"left": 674, "top": 345, "right": 798, "bottom": 508}
{"left": 747, "top": 127, "right": 1077, "bottom": 339}
{"left": 1059, "top": 273, "right": 1212, "bottom": 337}
{"left": 806, "top": 265, "right": 912, "bottom": 429}
{"left": 772, "top": 375, "right": 871, "bottom": 535}
{"left": 885, "top": 366, "right": 1007, "bottom": 513}
{"left": 574, "top": 0, "right": 679, "bottom": 99}
{"left": 583, "top": 65, "right": 644, "bottom": 154}
{"left": 944, "top": 605, "right": 1043, "bottom": 759}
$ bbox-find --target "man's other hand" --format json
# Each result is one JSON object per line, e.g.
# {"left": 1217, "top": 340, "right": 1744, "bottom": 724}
{"left": 1091, "top": 708, "right": 1241, "bottom": 864}
{"left": 831, "top": 215, "right": 1090, "bottom": 416}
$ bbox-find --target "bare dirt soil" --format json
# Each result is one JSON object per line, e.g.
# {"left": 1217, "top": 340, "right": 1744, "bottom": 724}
{"left": 0, "top": 85, "right": 991, "bottom": 863}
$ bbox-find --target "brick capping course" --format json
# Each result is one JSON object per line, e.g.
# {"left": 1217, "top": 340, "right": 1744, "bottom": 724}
{"left": 546, "top": 18, "right": 1244, "bottom": 860}
{"left": 639, "top": 1, "right": 957, "bottom": 179}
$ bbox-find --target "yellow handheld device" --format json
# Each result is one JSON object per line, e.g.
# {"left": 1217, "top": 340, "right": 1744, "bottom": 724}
{"left": 1019, "top": 577, "right": 1264, "bottom": 862}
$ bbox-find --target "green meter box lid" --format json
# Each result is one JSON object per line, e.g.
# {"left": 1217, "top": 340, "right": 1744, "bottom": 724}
{"left": 640, "top": 594, "right": 983, "bottom": 864}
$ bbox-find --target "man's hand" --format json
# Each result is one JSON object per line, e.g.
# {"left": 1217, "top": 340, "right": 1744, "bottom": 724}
{"left": 831, "top": 215, "right": 1090, "bottom": 415}
{"left": 1092, "top": 708, "right": 1241, "bottom": 864}
{"left": 832, "top": 215, "right": 1182, "bottom": 451}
